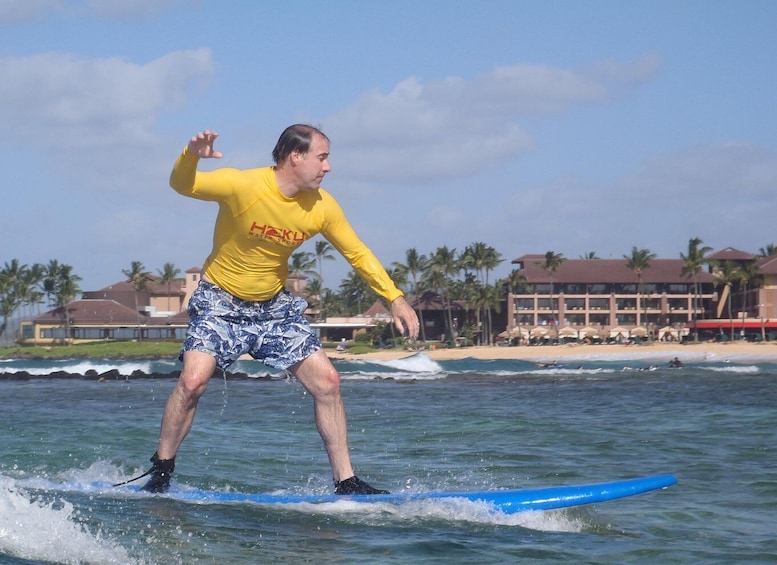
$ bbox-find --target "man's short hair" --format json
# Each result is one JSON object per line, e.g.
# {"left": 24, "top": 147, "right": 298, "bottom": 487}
{"left": 272, "top": 124, "right": 329, "bottom": 164}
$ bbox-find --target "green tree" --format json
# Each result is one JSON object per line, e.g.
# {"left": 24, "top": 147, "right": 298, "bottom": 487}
{"left": 314, "top": 240, "right": 336, "bottom": 284}
{"left": 392, "top": 248, "right": 429, "bottom": 342}
{"left": 0, "top": 260, "right": 27, "bottom": 342}
{"left": 156, "top": 262, "right": 181, "bottom": 313}
{"left": 680, "top": 237, "right": 712, "bottom": 340}
{"left": 290, "top": 251, "right": 318, "bottom": 280}
{"left": 123, "top": 261, "right": 151, "bottom": 341}
{"left": 624, "top": 246, "right": 657, "bottom": 329}
{"left": 502, "top": 268, "right": 529, "bottom": 345}
{"left": 461, "top": 242, "right": 503, "bottom": 344}
{"left": 757, "top": 243, "right": 777, "bottom": 258}
{"left": 304, "top": 276, "right": 324, "bottom": 321}
{"left": 579, "top": 251, "right": 600, "bottom": 259}
{"left": 42, "top": 260, "right": 63, "bottom": 308}
{"left": 52, "top": 264, "right": 82, "bottom": 343}
{"left": 339, "top": 270, "right": 376, "bottom": 315}
{"left": 710, "top": 260, "right": 742, "bottom": 341}
{"left": 425, "top": 246, "right": 459, "bottom": 339}
{"left": 536, "top": 251, "right": 566, "bottom": 336}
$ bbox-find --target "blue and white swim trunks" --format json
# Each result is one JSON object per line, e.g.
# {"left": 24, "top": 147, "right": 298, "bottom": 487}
{"left": 181, "top": 281, "right": 321, "bottom": 370}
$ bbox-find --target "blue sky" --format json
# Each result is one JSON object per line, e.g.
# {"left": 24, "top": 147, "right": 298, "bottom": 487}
{"left": 2, "top": 0, "right": 776, "bottom": 293}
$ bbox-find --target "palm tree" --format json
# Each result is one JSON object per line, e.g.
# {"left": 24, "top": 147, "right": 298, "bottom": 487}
{"left": 15, "top": 264, "right": 38, "bottom": 325}
{"left": 426, "top": 246, "right": 459, "bottom": 340}
{"left": 319, "top": 288, "right": 340, "bottom": 321}
{"left": 42, "top": 260, "right": 63, "bottom": 309}
{"left": 289, "top": 251, "right": 318, "bottom": 280}
{"left": 710, "top": 260, "right": 742, "bottom": 342}
{"left": 0, "top": 260, "right": 27, "bottom": 342}
{"left": 156, "top": 262, "right": 181, "bottom": 313}
{"left": 339, "top": 270, "right": 375, "bottom": 315}
{"left": 122, "top": 261, "right": 150, "bottom": 341}
{"left": 757, "top": 243, "right": 777, "bottom": 258}
{"left": 680, "top": 237, "right": 712, "bottom": 340}
{"left": 392, "top": 248, "right": 429, "bottom": 342}
{"left": 579, "top": 251, "right": 600, "bottom": 259}
{"left": 624, "top": 246, "right": 657, "bottom": 330}
{"left": 304, "top": 277, "right": 324, "bottom": 321}
{"left": 52, "top": 264, "right": 81, "bottom": 344}
{"left": 314, "top": 240, "right": 336, "bottom": 284}
{"left": 536, "top": 251, "right": 566, "bottom": 337}
{"left": 461, "top": 242, "right": 503, "bottom": 344}
{"left": 503, "top": 268, "right": 529, "bottom": 345}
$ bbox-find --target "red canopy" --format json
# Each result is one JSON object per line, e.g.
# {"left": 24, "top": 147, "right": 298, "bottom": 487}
{"left": 687, "top": 319, "right": 777, "bottom": 330}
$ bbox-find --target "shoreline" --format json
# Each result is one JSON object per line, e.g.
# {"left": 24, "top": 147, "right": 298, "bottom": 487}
{"left": 327, "top": 341, "right": 777, "bottom": 363}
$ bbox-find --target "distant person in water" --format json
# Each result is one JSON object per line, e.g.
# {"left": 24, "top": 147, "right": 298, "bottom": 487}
{"left": 669, "top": 357, "right": 683, "bottom": 368}
{"left": 122, "top": 126, "right": 419, "bottom": 496}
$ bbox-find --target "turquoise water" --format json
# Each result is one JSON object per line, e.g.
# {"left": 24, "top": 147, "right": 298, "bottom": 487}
{"left": 1, "top": 350, "right": 775, "bottom": 564}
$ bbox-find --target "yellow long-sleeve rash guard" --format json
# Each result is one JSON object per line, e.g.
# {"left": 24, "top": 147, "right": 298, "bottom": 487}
{"left": 169, "top": 148, "right": 404, "bottom": 303}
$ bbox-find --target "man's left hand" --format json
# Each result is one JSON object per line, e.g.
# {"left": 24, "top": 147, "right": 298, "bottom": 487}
{"left": 390, "top": 297, "right": 419, "bottom": 340}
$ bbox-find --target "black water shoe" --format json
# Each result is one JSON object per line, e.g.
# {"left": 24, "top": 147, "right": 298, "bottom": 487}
{"left": 334, "top": 476, "right": 389, "bottom": 495}
{"left": 140, "top": 452, "right": 175, "bottom": 493}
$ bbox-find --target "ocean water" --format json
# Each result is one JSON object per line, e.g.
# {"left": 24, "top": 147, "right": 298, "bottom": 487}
{"left": 1, "top": 349, "right": 775, "bottom": 564}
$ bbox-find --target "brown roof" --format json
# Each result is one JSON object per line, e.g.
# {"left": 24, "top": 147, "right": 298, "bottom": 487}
{"left": 757, "top": 254, "right": 777, "bottom": 275}
{"left": 364, "top": 300, "right": 391, "bottom": 317}
{"left": 146, "top": 310, "right": 191, "bottom": 326}
{"left": 35, "top": 299, "right": 142, "bottom": 324}
{"left": 510, "top": 255, "right": 716, "bottom": 284}
{"left": 90, "top": 276, "right": 184, "bottom": 297}
{"left": 707, "top": 247, "right": 756, "bottom": 261}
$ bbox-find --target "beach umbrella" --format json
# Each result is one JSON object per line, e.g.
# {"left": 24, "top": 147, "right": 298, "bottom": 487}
{"left": 530, "top": 326, "right": 549, "bottom": 337}
{"left": 609, "top": 326, "right": 630, "bottom": 338}
{"left": 630, "top": 326, "right": 648, "bottom": 337}
{"left": 580, "top": 326, "right": 598, "bottom": 337}
{"left": 510, "top": 327, "right": 529, "bottom": 338}
{"left": 657, "top": 326, "right": 676, "bottom": 340}
{"left": 558, "top": 327, "right": 578, "bottom": 337}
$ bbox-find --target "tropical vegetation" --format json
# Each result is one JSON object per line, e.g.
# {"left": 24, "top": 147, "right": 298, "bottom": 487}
{"left": 2, "top": 237, "right": 776, "bottom": 346}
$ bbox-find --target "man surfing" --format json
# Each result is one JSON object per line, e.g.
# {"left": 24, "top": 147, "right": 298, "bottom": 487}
{"left": 121, "top": 125, "right": 419, "bottom": 495}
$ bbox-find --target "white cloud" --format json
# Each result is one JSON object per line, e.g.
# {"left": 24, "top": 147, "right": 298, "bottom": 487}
{"left": 0, "top": 49, "right": 213, "bottom": 150}
{"left": 324, "top": 56, "right": 662, "bottom": 184}
{"left": 499, "top": 142, "right": 777, "bottom": 260}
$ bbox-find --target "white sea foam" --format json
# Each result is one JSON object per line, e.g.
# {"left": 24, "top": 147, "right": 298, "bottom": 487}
{"left": 371, "top": 352, "right": 444, "bottom": 372}
{"left": 274, "top": 497, "right": 585, "bottom": 531}
{"left": 0, "top": 474, "right": 139, "bottom": 564}
{"left": 704, "top": 364, "right": 760, "bottom": 374}
{"left": 6, "top": 360, "right": 155, "bottom": 376}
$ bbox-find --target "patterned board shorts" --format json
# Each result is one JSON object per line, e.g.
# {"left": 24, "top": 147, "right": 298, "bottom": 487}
{"left": 181, "top": 281, "right": 321, "bottom": 371}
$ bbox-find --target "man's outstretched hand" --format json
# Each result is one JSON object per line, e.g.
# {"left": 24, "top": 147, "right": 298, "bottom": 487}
{"left": 187, "top": 130, "right": 223, "bottom": 159}
{"left": 390, "top": 296, "right": 420, "bottom": 340}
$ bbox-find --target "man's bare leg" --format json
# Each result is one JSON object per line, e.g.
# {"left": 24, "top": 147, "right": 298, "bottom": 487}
{"left": 156, "top": 350, "right": 218, "bottom": 459}
{"left": 291, "top": 349, "right": 388, "bottom": 494}
{"left": 141, "top": 350, "right": 216, "bottom": 492}
{"left": 290, "top": 349, "right": 354, "bottom": 482}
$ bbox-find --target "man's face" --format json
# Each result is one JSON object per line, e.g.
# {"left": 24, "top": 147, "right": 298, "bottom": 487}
{"left": 295, "top": 134, "right": 331, "bottom": 191}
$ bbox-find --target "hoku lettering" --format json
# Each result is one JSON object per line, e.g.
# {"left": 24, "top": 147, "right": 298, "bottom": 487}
{"left": 249, "top": 221, "right": 307, "bottom": 247}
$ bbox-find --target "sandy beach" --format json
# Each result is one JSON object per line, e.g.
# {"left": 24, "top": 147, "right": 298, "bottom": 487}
{"left": 328, "top": 340, "right": 777, "bottom": 363}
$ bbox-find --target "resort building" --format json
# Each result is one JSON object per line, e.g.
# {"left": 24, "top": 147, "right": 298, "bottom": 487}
{"left": 507, "top": 249, "right": 777, "bottom": 342}
{"left": 15, "top": 247, "right": 777, "bottom": 346}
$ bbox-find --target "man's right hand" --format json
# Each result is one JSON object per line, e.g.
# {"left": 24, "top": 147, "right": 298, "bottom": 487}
{"left": 187, "top": 130, "right": 223, "bottom": 159}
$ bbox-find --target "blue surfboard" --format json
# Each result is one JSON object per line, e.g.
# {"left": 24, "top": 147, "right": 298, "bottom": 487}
{"left": 154, "top": 474, "right": 676, "bottom": 514}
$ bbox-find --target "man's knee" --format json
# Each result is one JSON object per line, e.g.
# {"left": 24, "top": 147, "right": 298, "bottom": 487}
{"left": 175, "top": 366, "right": 213, "bottom": 404}
{"left": 317, "top": 364, "right": 342, "bottom": 397}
